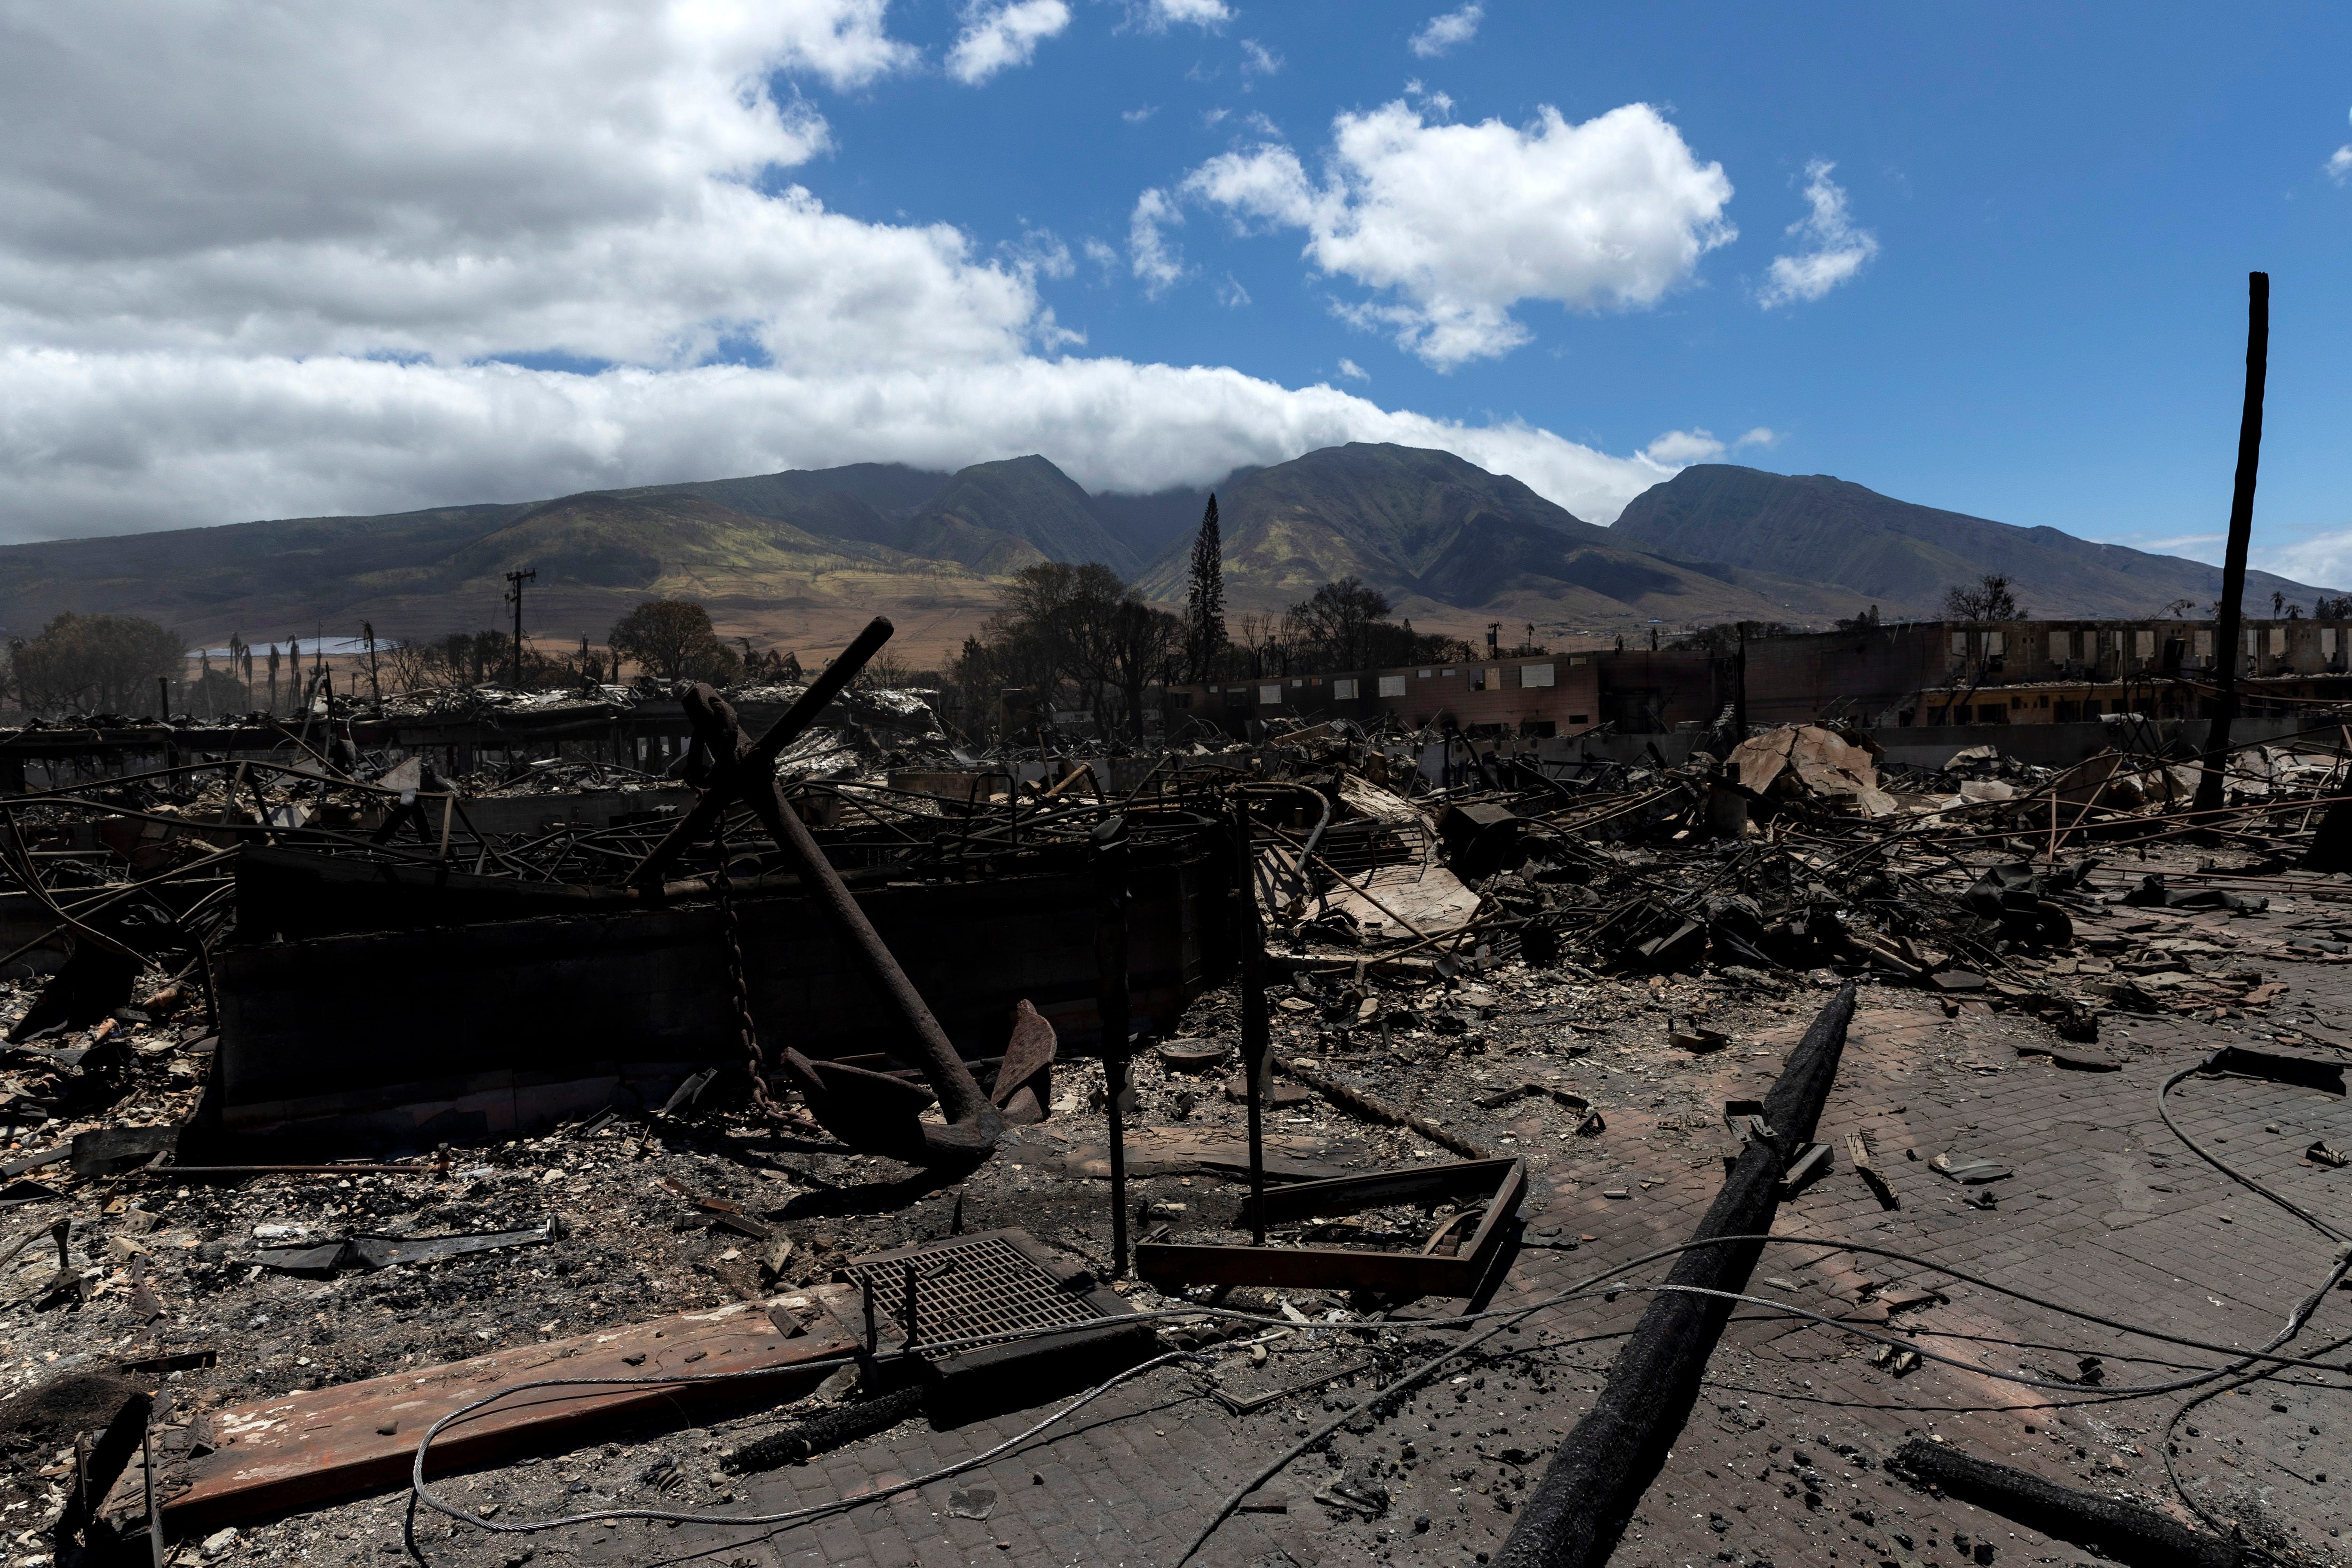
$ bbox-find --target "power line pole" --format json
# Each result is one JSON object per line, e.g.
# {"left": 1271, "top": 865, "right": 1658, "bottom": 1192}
{"left": 2193, "top": 272, "right": 2268, "bottom": 820}
{"left": 503, "top": 568, "right": 536, "bottom": 689}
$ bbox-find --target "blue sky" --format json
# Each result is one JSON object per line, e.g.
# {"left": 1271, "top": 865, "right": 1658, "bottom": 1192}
{"left": 816, "top": 0, "right": 2352, "bottom": 570}
{"left": 1, "top": 1, "right": 2347, "bottom": 581}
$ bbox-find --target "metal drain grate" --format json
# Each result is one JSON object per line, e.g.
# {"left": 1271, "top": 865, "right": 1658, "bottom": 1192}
{"left": 843, "top": 1231, "right": 1105, "bottom": 1355}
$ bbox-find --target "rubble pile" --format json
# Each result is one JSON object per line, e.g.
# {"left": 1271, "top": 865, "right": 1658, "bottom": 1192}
{"left": 4, "top": 626, "right": 2351, "bottom": 1568}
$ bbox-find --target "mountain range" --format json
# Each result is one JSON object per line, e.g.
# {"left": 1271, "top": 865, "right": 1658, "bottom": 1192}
{"left": 0, "top": 446, "right": 2331, "bottom": 665}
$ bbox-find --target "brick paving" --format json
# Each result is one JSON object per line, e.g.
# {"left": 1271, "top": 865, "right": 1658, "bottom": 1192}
{"left": 486, "top": 972, "right": 2338, "bottom": 1568}
{"left": 207, "top": 910, "right": 2352, "bottom": 1568}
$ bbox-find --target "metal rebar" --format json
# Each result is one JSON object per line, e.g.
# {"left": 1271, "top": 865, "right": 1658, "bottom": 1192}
{"left": 1233, "top": 795, "right": 1269, "bottom": 1245}
{"left": 1095, "top": 814, "right": 1132, "bottom": 1276}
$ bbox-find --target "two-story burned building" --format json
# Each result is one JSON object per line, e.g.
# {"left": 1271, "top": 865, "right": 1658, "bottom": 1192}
{"left": 1161, "top": 615, "right": 2352, "bottom": 740}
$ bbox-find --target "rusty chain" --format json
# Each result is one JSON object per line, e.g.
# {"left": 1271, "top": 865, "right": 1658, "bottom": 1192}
{"left": 710, "top": 816, "right": 784, "bottom": 1118}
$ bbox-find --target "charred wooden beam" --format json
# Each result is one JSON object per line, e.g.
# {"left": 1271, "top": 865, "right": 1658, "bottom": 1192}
{"left": 1496, "top": 982, "right": 1857, "bottom": 1568}
{"left": 1892, "top": 1438, "right": 2241, "bottom": 1568}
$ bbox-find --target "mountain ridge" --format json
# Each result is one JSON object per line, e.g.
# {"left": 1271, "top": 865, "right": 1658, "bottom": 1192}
{"left": 0, "top": 448, "right": 2333, "bottom": 666}
{"left": 1610, "top": 464, "right": 2331, "bottom": 621}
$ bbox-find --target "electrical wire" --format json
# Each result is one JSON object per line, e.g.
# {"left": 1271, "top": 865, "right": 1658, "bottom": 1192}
{"left": 407, "top": 1020, "right": 2352, "bottom": 1553}
{"left": 404, "top": 1227, "right": 2352, "bottom": 1547}
{"left": 414, "top": 1348, "right": 1206, "bottom": 1535}
{"left": 2158, "top": 1059, "right": 2349, "bottom": 1243}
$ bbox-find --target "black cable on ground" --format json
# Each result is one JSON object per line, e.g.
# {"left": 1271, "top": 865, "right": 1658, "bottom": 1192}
{"left": 412, "top": 1350, "right": 1205, "bottom": 1536}
{"left": 2158, "top": 1058, "right": 2349, "bottom": 1243}
{"left": 401, "top": 1230, "right": 2352, "bottom": 1548}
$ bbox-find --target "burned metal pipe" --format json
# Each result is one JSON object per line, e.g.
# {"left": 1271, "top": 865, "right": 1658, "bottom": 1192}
{"left": 1496, "top": 982, "right": 1858, "bottom": 1568}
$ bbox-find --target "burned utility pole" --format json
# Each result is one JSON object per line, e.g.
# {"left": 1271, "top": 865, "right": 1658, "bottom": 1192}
{"left": 2193, "top": 271, "right": 2268, "bottom": 820}
{"left": 503, "top": 567, "right": 536, "bottom": 689}
{"left": 362, "top": 621, "right": 382, "bottom": 710}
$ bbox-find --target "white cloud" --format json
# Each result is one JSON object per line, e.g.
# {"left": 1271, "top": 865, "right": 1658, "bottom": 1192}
{"left": 1405, "top": 80, "right": 1456, "bottom": 117}
{"left": 947, "top": 0, "right": 1072, "bottom": 85}
{"left": 1758, "top": 159, "right": 1878, "bottom": 308}
{"left": 2329, "top": 147, "right": 2352, "bottom": 185}
{"left": 2142, "top": 533, "right": 2225, "bottom": 555}
{"left": 1137, "top": 0, "right": 1230, "bottom": 30}
{"left": 1642, "top": 429, "right": 1725, "bottom": 465}
{"left": 1006, "top": 227, "right": 1075, "bottom": 280}
{"left": 1336, "top": 358, "right": 1369, "bottom": 382}
{"left": 1240, "top": 39, "right": 1282, "bottom": 76}
{"left": 2255, "top": 533, "right": 2352, "bottom": 589}
{"left": 0, "top": 350, "right": 1693, "bottom": 535}
{"left": 1123, "top": 104, "right": 1160, "bottom": 123}
{"left": 1735, "top": 426, "right": 1779, "bottom": 447}
{"left": 1180, "top": 101, "right": 1734, "bottom": 367}
{"left": 1128, "top": 188, "right": 1190, "bottom": 296}
{"left": 1409, "top": 5, "right": 1482, "bottom": 58}
{"left": 1082, "top": 237, "right": 1122, "bottom": 275}
{"left": 1215, "top": 274, "right": 1252, "bottom": 308}
{"left": 0, "top": 1, "right": 986, "bottom": 370}
{"left": 0, "top": 0, "right": 1715, "bottom": 544}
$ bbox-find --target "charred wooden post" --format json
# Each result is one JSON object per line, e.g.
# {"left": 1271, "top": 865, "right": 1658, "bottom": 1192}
{"left": 1496, "top": 983, "right": 1858, "bottom": 1568}
{"left": 1893, "top": 1438, "right": 2241, "bottom": 1568}
{"left": 1232, "top": 794, "right": 1271, "bottom": 1244}
{"left": 2194, "top": 271, "right": 2268, "bottom": 819}
{"left": 56, "top": 1390, "right": 151, "bottom": 1549}
{"left": 1094, "top": 813, "right": 1134, "bottom": 1276}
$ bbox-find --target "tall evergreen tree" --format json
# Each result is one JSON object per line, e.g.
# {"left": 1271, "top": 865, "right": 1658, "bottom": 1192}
{"left": 1184, "top": 493, "right": 1226, "bottom": 681}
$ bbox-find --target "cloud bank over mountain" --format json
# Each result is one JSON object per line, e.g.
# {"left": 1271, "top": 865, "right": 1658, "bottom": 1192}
{"left": 0, "top": 1, "right": 1725, "bottom": 541}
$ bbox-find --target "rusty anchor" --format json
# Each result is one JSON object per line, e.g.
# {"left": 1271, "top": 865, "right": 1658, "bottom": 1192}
{"left": 633, "top": 617, "right": 1003, "bottom": 1166}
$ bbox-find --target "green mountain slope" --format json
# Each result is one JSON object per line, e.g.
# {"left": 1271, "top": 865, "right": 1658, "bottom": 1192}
{"left": 1610, "top": 465, "right": 2340, "bottom": 617}
{"left": 903, "top": 455, "right": 1138, "bottom": 575}
{"left": 7, "top": 447, "right": 2331, "bottom": 668}
{"left": 640, "top": 462, "right": 952, "bottom": 524}
{"left": 1132, "top": 443, "right": 1847, "bottom": 624}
